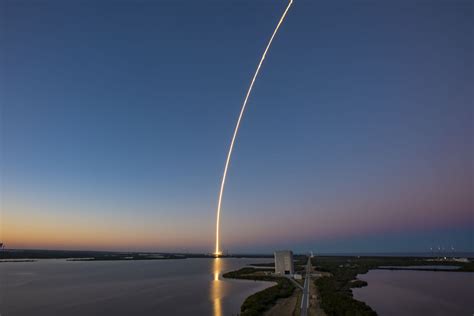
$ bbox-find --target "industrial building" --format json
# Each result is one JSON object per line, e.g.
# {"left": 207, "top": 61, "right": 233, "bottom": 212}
{"left": 274, "top": 250, "right": 294, "bottom": 275}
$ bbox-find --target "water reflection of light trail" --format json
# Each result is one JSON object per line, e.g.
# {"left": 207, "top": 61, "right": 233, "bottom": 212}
{"left": 211, "top": 258, "right": 222, "bottom": 316}
{"left": 214, "top": 0, "right": 294, "bottom": 256}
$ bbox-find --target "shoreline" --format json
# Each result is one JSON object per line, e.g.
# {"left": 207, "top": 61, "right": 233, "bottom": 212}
{"left": 223, "top": 267, "right": 297, "bottom": 315}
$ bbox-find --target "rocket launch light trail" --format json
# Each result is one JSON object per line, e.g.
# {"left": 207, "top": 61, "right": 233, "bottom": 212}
{"left": 215, "top": 0, "right": 294, "bottom": 256}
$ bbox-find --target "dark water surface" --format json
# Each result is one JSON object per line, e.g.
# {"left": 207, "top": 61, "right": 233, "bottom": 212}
{"left": 378, "top": 265, "right": 461, "bottom": 270}
{"left": 0, "top": 258, "right": 273, "bottom": 316}
{"left": 353, "top": 269, "right": 474, "bottom": 316}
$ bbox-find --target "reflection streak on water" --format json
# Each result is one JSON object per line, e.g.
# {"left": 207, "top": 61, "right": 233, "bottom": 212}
{"left": 211, "top": 258, "right": 222, "bottom": 316}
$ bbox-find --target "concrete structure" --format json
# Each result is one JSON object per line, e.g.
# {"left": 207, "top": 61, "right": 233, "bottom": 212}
{"left": 274, "top": 250, "right": 294, "bottom": 275}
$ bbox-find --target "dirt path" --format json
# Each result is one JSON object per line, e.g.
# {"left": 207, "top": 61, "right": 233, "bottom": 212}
{"left": 308, "top": 276, "right": 327, "bottom": 316}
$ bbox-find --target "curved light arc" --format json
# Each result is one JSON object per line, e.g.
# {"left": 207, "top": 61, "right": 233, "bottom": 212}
{"left": 215, "top": 0, "right": 294, "bottom": 255}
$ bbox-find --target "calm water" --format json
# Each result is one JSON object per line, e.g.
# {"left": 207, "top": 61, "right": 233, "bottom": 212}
{"left": 0, "top": 258, "right": 274, "bottom": 316}
{"left": 353, "top": 269, "right": 474, "bottom": 316}
{"left": 378, "top": 265, "right": 461, "bottom": 270}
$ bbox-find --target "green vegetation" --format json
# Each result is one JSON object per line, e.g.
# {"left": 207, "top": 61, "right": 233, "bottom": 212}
{"left": 350, "top": 279, "right": 368, "bottom": 288}
{"left": 316, "top": 276, "right": 376, "bottom": 316}
{"left": 312, "top": 256, "right": 473, "bottom": 316}
{"left": 241, "top": 278, "right": 295, "bottom": 316}
{"left": 312, "top": 257, "right": 377, "bottom": 316}
{"left": 314, "top": 256, "right": 473, "bottom": 273}
{"left": 223, "top": 267, "right": 295, "bottom": 316}
{"left": 223, "top": 267, "right": 273, "bottom": 279}
{"left": 250, "top": 262, "right": 274, "bottom": 267}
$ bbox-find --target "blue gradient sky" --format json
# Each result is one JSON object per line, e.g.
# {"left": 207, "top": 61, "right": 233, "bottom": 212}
{"left": 1, "top": 0, "right": 473, "bottom": 253}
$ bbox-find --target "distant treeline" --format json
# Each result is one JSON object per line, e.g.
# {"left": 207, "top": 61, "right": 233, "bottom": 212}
{"left": 0, "top": 249, "right": 187, "bottom": 261}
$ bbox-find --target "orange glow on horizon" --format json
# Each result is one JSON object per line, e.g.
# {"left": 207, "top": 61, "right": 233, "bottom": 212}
{"left": 1, "top": 203, "right": 212, "bottom": 251}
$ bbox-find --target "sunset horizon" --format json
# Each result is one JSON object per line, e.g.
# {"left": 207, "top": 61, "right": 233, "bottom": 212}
{"left": 1, "top": 1, "right": 473, "bottom": 315}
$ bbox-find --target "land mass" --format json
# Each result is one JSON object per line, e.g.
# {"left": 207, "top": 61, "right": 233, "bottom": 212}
{"left": 226, "top": 255, "right": 473, "bottom": 316}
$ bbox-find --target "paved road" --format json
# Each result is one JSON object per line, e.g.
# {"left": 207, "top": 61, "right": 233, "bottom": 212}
{"left": 300, "top": 257, "right": 311, "bottom": 316}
